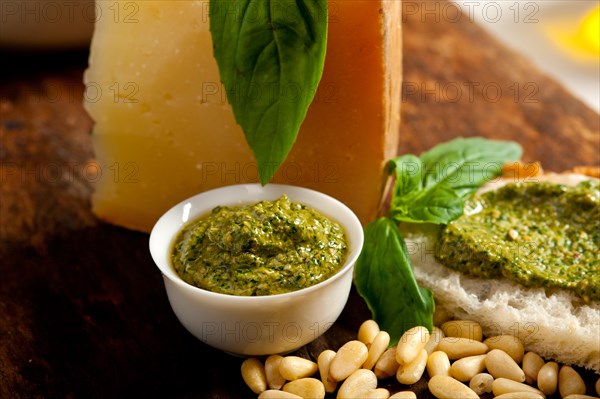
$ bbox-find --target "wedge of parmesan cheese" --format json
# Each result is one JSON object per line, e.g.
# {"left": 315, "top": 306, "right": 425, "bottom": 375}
{"left": 84, "top": 0, "right": 401, "bottom": 232}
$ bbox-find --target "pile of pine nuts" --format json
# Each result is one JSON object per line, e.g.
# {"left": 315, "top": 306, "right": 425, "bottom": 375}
{"left": 240, "top": 319, "right": 600, "bottom": 399}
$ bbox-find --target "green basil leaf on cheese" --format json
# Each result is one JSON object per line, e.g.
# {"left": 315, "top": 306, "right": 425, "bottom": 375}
{"left": 209, "top": 0, "right": 328, "bottom": 184}
{"left": 355, "top": 217, "right": 434, "bottom": 346}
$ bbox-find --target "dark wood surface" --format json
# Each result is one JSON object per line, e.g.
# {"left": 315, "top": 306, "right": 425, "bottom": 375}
{"left": 1, "top": 2, "right": 599, "bottom": 398}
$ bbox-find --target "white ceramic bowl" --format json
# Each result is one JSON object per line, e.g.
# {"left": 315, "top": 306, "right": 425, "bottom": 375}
{"left": 149, "top": 184, "right": 364, "bottom": 356}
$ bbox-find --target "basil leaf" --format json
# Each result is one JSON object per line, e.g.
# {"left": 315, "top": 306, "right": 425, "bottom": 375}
{"left": 389, "top": 154, "right": 423, "bottom": 200}
{"left": 419, "top": 137, "right": 523, "bottom": 198}
{"left": 389, "top": 137, "right": 522, "bottom": 224}
{"left": 390, "top": 185, "right": 463, "bottom": 224}
{"left": 210, "top": 0, "right": 328, "bottom": 184}
{"left": 354, "top": 218, "right": 434, "bottom": 346}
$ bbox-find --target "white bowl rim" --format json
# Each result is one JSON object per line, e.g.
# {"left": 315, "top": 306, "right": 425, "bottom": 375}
{"left": 149, "top": 183, "right": 364, "bottom": 302}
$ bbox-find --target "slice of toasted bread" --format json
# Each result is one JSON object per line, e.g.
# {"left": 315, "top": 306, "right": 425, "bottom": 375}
{"left": 406, "top": 172, "right": 600, "bottom": 371}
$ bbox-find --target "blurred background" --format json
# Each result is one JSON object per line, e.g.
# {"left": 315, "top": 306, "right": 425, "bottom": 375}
{"left": 456, "top": 0, "right": 599, "bottom": 112}
{"left": 1, "top": 0, "right": 599, "bottom": 112}
{"left": 0, "top": 0, "right": 95, "bottom": 49}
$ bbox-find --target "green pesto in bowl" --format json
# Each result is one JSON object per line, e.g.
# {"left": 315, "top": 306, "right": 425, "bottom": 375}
{"left": 171, "top": 195, "right": 348, "bottom": 296}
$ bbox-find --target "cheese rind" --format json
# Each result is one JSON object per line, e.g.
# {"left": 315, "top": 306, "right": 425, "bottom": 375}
{"left": 84, "top": 0, "right": 401, "bottom": 231}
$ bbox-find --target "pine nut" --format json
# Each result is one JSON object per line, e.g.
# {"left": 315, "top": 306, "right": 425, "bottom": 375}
{"left": 282, "top": 378, "right": 325, "bottom": 399}
{"left": 396, "top": 349, "right": 427, "bottom": 385}
{"left": 493, "top": 393, "right": 544, "bottom": 399}
{"left": 317, "top": 349, "right": 337, "bottom": 393}
{"left": 537, "top": 361, "right": 558, "bottom": 395}
{"left": 329, "top": 340, "right": 369, "bottom": 382}
{"left": 337, "top": 369, "right": 377, "bottom": 399}
{"left": 389, "top": 391, "right": 417, "bottom": 399}
{"left": 441, "top": 320, "right": 483, "bottom": 341}
{"left": 426, "top": 351, "right": 450, "bottom": 378}
{"left": 522, "top": 352, "right": 545, "bottom": 385}
{"left": 258, "top": 390, "right": 303, "bottom": 399}
{"left": 424, "top": 326, "right": 445, "bottom": 355}
{"left": 485, "top": 349, "right": 525, "bottom": 382}
{"left": 483, "top": 335, "right": 525, "bottom": 363}
{"left": 433, "top": 306, "right": 452, "bottom": 327}
{"left": 374, "top": 348, "right": 399, "bottom": 379}
{"left": 469, "top": 373, "right": 493, "bottom": 395}
{"left": 449, "top": 354, "right": 486, "bottom": 382}
{"left": 396, "top": 326, "right": 430, "bottom": 365}
{"left": 241, "top": 358, "right": 267, "bottom": 394}
{"left": 358, "top": 319, "right": 380, "bottom": 346}
{"left": 360, "top": 388, "right": 391, "bottom": 398}
{"left": 265, "top": 355, "right": 286, "bottom": 390}
{"left": 428, "top": 375, "right": 479, "bottom": 399}
{"left": 437, "top": 337, "right": 488, "bottom": 360}
{"left": 279, "top": 356, "right": 318, "bottom": 381}
{"left": 563, "top": 396, "right": 600, "bottom": 399}
{"left": 558, "top": 365, "right": 586, "bottom": 398}
{"left": 363, "top": 331, "right": 391, "bottom": 370}
{"left": 492, "top": 378, "right": 546, "bottom": 398}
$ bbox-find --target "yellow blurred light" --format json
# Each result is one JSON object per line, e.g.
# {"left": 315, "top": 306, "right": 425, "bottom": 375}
{"left": 574, "top": 6, "right": 600, "bottom": 56}
{"left": 546, "top": 5, "right": 600, "bottom": 59}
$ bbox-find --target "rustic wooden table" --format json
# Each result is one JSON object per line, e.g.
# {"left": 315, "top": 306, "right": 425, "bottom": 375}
{"left": 1, "top": 2, "right": 598, "bottom": 398}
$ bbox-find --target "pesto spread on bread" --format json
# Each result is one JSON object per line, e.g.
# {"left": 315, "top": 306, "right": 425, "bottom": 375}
{"left": 171, "top": 195, "right": 348, "bottom": 296}
{"left": 435, "top": 180, "right": 599, "bottom": 301}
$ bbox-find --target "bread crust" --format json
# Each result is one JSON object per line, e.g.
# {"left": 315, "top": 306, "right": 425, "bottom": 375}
{"left": 407, "top": 172, "right": 600, "bottom": 371}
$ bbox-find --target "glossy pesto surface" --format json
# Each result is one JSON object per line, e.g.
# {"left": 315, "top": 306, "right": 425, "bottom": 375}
{"left": 436, "top": 181, "right": 599, "bottom": 301}
{"left": 171, "top": 195, "right": 348, "bottom": 296}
